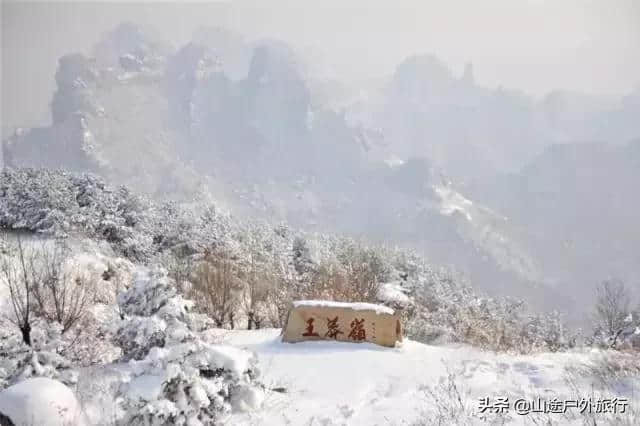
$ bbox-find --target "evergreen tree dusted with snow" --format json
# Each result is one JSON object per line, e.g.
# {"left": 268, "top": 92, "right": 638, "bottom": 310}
{"left": 115, "top": 266, "right": 263, "bottom": 425}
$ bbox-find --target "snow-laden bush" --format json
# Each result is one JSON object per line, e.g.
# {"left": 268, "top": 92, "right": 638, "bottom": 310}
{"left": 401, "top": 262, "right": 577, "bottom": 353}
{"left": 0, "top": 321, "right": 78, "bottom": 389}
{"left": 114, "top": 266, "right": 262, "bottom": 425}
{"left": 115, "top": 267, "right": 212, "bottom": 360}
{"left": 589, "top": 279, "right": 640, "bottom": 350}
{"left": 0, "top": 168, "right": 242, "bottom": 264}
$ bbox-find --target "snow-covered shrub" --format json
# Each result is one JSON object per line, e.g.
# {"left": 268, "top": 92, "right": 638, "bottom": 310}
{"left": 0, "top": 233, "right": 124, "bottom": 369}
{"left": 0, "top": 303, "right": 122, "bottom": 390}
{"left": 0, "top": 169, "right": 146, "bottom": 241}
{"left": 159, "top": 249, "right": 195, "bottom": 294}
{"left": 116, "top": 315, "right": 168, "bottom": 362}
{"left": 590, "top": 279, "right": 640, "bottom": 350}
{"left": 519, "top": 310, "right": 576, "bottom": 353}
{"left": 0, "top": 321, "right": 78, "bottom": 389}
{"left": 115, "top": 267, "right": 196, "bottom": 360}
{"left": 117, "top": 267, "right": 187, "bottom": 318}
{"left": 114, "top": 266, "right": 262, "bottom": 425}
{"left": 0, "top": 169, "right": 238, "bottom": 264}
{"left": 98, "top": 256, "right": 135, "bottom": 306}
{"left": 0, "top": 323, "right": 30, "bottom": 388}
{"left": 64, "top": 310, "right": 123, "bottom": 366}
{"left": 120, "top": 343, "right": 261, "bottom": 426}
{"left": 30, "top": 242, "right": 97, "bottom": 334}
{"left": 402, "top": 262, "right": 577, "bottom": 353}
{"left": 403, "top": 267, "right": 471, "bottom": 345}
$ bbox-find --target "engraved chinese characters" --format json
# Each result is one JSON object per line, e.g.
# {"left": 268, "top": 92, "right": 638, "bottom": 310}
{"left": 302, "top": 318, "right": 319, "bottom": 337}
{"left": 305, "top": 316, "right": 365, "bottom": 341}
{"left": 325, "top": 316, "right": 344, "bottom": 339}
{"left": 281, "top": 301, "right": 403, "bottom": 347}
{"left": 347, "top": 318, "right": 366, "bottom": 341}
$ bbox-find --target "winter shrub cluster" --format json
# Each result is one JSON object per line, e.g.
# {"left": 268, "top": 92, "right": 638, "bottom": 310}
{"left": 0, "top": 319, "right": 78, "bottom": 389}
{"left": 0, "top": 236, "right": 263, "bottom": 424}
{"left": 405, "top": 267, "right": 577, "bottom": 353}
{"left": 0, "top": 233, "right": 126, "bottom": 392}
{"left": 0, "top": 168, "right": 236, "bottom": 262}
{"left": 179, "top": 224, "right": 577, "bottom": 354}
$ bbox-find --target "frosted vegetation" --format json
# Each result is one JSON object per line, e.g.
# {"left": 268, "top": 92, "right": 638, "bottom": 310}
{"left": 1, "top": 168, "right": 638, "bottom": 424}
{"left": 1, "top": 168, "right": 638, "bottom": 353}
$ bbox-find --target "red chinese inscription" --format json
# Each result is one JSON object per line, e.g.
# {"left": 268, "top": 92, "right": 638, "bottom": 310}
{"left": 302, "top": 318, "right": 319, "bottom": 337}
{"left": 325, "top": 316, "right": 344, "bottom": 339}
{"left": 348, "top": 318, "right": 366, "bottom": 341}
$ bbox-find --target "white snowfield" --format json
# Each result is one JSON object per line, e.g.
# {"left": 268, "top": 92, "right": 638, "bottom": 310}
{"left": 221, "top": 329, "right": 636, "bottom": 426}
{"left": 292, "top": 300, "right": 395, "bottom": 315}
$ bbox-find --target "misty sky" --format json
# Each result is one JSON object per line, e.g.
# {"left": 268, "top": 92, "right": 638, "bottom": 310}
{"left": 2, "top": 0, "right": 639, "bottom": 136}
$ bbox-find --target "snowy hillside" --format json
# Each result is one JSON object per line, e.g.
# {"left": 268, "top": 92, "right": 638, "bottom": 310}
{"left": 1, "top": 175, "right": 639, "bottom": 425}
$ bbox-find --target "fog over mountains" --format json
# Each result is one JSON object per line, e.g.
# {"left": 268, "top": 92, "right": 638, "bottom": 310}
{"left": 3, "top": 15, "right": 639, "bottom": 324}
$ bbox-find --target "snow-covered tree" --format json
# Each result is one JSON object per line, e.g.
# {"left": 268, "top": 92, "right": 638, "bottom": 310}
{"left": 190, "top": 248, "right": 243, "bottom": 329}
{"left": 593, "top": 279, "right": 639, "bottom": 349}
{"left": 0, "top": 235, "right": 39, "bottom": 345}
{"left": 31, "top": 241, "right": 94, "bottom": 334}
{"left": 114, "top": 266, "right": 263, "bottom": 425}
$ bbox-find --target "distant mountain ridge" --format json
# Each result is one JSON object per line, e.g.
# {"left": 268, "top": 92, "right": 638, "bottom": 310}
{"left": 3, "top": 23, "right": 639, "bottom": 320}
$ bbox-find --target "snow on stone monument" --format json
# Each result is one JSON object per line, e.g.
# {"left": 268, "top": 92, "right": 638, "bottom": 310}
{"left": 281, "top": 301, "right": 403, "bottom": 347}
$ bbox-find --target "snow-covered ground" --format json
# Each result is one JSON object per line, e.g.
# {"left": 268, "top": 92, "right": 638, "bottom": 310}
{"left": 2, "top": 326, "right": 638, "bottom": 425}
{"left": 218, "top": 329, "right": 636, "bottom": 425}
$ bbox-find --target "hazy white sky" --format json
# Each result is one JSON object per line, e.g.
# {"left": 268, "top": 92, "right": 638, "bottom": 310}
{"left": 2, "top": 0, "right": 639, "bottom": 134}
